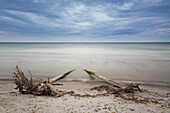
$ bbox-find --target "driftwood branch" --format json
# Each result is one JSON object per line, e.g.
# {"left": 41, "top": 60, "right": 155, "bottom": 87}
{"left": 50, "top": 69, "right": 75, "bottom": 84}
{"left": 84, "top": 69, "right": 142, "bottom": 93}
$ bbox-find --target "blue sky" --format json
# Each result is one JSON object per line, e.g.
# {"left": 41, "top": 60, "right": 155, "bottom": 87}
{"left": 0, "top": 0, "right": 170, "bottom": 42}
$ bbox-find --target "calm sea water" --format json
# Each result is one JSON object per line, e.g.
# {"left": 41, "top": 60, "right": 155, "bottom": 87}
{"left": 0, "top": 42, "right": 170, "bottom": 82}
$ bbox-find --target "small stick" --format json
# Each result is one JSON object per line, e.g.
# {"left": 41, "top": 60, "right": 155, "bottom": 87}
{"left": 48, "top": 77, "right": 50, "bottom": 83}
{"left": 28, "top": 70, "right": 33, "bottom": 84}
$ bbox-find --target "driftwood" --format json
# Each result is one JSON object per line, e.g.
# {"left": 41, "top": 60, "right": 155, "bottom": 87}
{"left": 12, "top": 66, "right": 164, "bottom": 105}
{"left": 12, "top": 66, "right": 110, "bottom": 97}
{"left": 84, "top": 69, "right": 142, "bottom": 93}
{"left": 13, "top": 65, "right": 142, "bottom": 98}
{"left": 13, "top": 65, "right": 74, "bottom": 96}
{"left": 50, "top": 69, "right": 74, "bottom": 84}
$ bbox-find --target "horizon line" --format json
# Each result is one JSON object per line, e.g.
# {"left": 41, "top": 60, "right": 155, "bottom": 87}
{"left": 0, "top": 41, "right": 170, "bottom": 43}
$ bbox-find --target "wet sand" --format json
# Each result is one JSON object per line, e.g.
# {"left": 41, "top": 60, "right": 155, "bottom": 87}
{"left": 0, "top": 79, "right": 170, "bottom": 113}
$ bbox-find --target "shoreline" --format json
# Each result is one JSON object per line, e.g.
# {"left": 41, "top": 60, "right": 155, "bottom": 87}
{"left": 1, "top": 77, "right": 170, "bottom": 87}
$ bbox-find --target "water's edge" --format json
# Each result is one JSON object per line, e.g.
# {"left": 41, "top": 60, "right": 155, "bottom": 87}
{"left": 1, "top": 76, "right": 170, "bottom": 87}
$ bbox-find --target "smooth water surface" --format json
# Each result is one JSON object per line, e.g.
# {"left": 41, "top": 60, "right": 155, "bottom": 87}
{"left": 0, "top": 42, "right": 170, "bottom": 82}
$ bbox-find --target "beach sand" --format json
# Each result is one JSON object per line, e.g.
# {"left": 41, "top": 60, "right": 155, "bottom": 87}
{"left": 0, "top": 79, "right": 169, "bottom": 113}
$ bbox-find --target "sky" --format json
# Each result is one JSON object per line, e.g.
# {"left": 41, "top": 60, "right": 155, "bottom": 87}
{"left": 0, "top": 0, "right": 170, "bottom": 42}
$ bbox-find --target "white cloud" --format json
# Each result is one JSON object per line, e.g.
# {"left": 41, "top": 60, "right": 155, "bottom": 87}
{"left": 2, "top": 0, "right": 168, "bottom": 40}
{"left": 91, "top": 12, "right": 114, "bottom": 21}
{"left": 6, "top": 3, "right": 113, "bottom": 31}
{"left": 143, "top": 0, "right": 162, "bottom": 3}
{"left": 0, "top": 16, "right": 28, "bottom": 25}
{"left": 51, "top": 2, "right": 114, "bottom": 26}
{"left": 33, "top": 0, "right": 39, "bottom": 3}
{"left": 141, "top": 28, "right": 170, "bottom": 35}
{"left": 76, "top": 22, "right": 92, "bottom": 26}
{"left": 0, "top": 31, "right": 7, "bottom": 34}
{"left": 5, "top": 1, "right": 166, "bottom": 36}
{"left": 33, "top": 0, "right": 44, "bottom": 3}
{"left": 6, "top": 10, "right": 61, "bottom": 28}
{"left": 115, "top": 2, "right": 134, "bottom": 10}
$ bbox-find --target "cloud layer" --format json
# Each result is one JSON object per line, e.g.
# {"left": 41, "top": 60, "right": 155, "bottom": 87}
{"left": 0, "top": 0, "right": 170, "bottom": 41}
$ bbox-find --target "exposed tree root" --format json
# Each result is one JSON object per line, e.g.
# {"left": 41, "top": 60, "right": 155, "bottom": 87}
{"left": 13, "top": 65, "right": 74, "bottom": 96}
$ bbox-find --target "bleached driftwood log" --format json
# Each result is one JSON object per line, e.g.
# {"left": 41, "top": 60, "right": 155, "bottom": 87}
{"left": 13, "top": 65, "right": 74, "bottom": 96}
{"left": 84, "top": 69, "right": 142, "bottom": 93}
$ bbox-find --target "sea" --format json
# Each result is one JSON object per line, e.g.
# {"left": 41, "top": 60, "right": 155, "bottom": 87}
{"left": 0, "top": 42, "right": 170, "bottom": 83}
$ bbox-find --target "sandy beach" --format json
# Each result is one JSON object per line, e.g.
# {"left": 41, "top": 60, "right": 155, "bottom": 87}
{"left": 0, "top": 79, "right": 169, "bottom": 113}
{"left": 1, "top": 0, "right": 170, "bottom": 112}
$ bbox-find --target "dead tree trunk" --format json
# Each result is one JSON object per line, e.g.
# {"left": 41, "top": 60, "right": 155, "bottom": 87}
{"left": 84, "top": 69, "right": 142, "bottom": 93}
